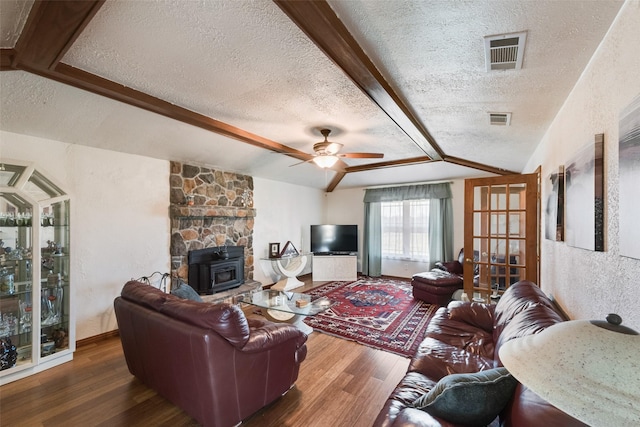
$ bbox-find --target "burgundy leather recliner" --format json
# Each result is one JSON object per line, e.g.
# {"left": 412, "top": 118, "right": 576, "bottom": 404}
{"left": 114, "top": 281, "right": 308, "bottom": 427}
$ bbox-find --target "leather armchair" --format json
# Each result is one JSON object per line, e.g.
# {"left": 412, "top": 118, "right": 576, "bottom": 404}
{"left": 434, "top": 248, "right": 465, "bottom": 276}
{"left": 114, "top": 281, "right": 307, "bottom": 427}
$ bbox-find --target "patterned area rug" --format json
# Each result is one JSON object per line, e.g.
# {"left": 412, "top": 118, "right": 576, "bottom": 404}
{"left": 303, "top": 277, "right": 438, "bottom": 358}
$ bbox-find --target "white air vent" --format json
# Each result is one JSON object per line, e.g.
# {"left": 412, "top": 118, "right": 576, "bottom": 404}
{"left": 489, "top": 112, "right": 512, "bottom": 126}
{"left": 484, "top": 32, "right": 527, "bottom": 71}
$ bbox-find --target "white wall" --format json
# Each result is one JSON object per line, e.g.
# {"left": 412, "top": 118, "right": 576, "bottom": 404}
{"left": 325, "top": 179, "right": 466, "bottom": 278}
{"left": 252, "top": 177, "right": 325, "bottom": 285}
{"left": 524, "top": 0, "right": 640, "bottom": 329}
{"left": 2, "top": 131, "right": 170, "bottom": 340}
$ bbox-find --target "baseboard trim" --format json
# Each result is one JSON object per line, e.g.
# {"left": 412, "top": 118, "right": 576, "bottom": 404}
{"left": 77, "top": 330, "right": 120, "bottom": 348}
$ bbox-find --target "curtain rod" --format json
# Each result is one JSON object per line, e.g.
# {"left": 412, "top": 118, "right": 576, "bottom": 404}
{"left": 364, "top": 180, "right": 454, "bottom": 190}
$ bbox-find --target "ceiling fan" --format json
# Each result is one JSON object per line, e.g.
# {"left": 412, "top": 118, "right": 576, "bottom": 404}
{"left": 297, "top": 129, "right": 384, "bottom": 169}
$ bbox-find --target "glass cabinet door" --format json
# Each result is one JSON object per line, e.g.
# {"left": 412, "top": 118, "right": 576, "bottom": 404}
{"left": 24, "top": 169, "right": 71, "bottom": 358}
{"left": 39, "top": 199, "right": 70, "bottom": 356}
{"left": 0, "top": 193, "right": 34, "bottom": 370}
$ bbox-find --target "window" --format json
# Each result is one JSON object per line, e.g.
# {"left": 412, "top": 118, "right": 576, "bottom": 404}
{"left": 381, "top": 199, "right": 429, "bottom": 261}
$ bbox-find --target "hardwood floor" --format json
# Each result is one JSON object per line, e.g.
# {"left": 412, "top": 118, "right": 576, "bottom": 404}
{"left": 0, "top": 278, "right": 410, "bottom": 426}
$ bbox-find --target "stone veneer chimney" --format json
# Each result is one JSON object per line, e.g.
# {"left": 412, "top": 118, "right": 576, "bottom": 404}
{"left": 169, "top": 161, "right": 256, "bottom": 284}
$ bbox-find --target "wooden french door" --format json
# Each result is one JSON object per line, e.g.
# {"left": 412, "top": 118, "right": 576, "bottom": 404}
{"left": 463, "top": 173, "right": 539, "bottom": 302}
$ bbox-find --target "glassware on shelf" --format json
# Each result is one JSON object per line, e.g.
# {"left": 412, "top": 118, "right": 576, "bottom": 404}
{"left": 19, "top": 301, "right": 32, "bottom": 332}
{"left": 3, "top": 212, "right": 16, "bottom": 227}
{"left": 41, "top": 213, "right": 54, "bottom": 227}
{"left": 0, "top": 313, "right": 18, "bottom": 336}
{"left": 41, "top": 286, "right": 63, "bottom": 326}
{"left": 0, "top": 268, "right": 15, "bottom": 294}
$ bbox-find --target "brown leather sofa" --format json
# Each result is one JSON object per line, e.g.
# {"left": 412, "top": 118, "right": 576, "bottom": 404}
{"left": 374, "top": 280, "right": 587, "bottom": 427}
{"left": 114, "top": 281, "right": 308, "bottom": 427}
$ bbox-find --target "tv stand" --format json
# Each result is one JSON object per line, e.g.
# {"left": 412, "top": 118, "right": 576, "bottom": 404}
{"left": 312, "top": 254, "right": 357, "bottom": 282}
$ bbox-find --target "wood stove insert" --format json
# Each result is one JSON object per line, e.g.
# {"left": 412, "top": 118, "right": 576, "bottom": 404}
{"left": 188, "top": 246, "right": 245, "bottom": 294}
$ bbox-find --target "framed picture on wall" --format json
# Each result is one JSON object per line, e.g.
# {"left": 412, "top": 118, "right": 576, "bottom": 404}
{"left": 619, "top": 94, "right": 640, "bottom": 259}
{"left": 269, "top": 242, "right": 280, "bottom": 258}
{"left": 565, "top": 134, "right": 605, "bottom": 251}
{"left": 544, "top": 165, "right": 565, "bottom": 241}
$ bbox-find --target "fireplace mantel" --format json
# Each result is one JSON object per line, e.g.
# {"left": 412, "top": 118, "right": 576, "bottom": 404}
{"left": 170, "top": 205, "right": 257, "bottom": 219}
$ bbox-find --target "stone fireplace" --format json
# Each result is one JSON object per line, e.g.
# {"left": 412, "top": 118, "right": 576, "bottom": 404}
{"left": 169, "top": 162, "right": 256, "bottom": 291}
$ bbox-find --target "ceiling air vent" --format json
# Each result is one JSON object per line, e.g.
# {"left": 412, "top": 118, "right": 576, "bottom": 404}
{"left": 484, "top": 31, "right": 527, "bottom": 71}
{"left": 489, "top": 112, "right": 512, "bottom": 126}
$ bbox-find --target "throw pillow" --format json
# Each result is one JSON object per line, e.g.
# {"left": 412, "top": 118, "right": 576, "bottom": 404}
{"left": 171, "top": 282, "right": 203, "bottom": 302}
{"left": 413, "top": 367, "right": 518, "bottom": 426}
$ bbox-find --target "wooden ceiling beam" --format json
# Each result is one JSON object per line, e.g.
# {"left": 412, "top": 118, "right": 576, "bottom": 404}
{"left": 323, "top": 156, "right": 434, "bottom": 192}
{"left": 274, "top": 0, "right": 443, "bottom": 161}
{"left": 443, "top": 155, "right": 518, "bottom": 175}
{"left": 345, "top": 156, "right": 435, "bottom": 173}
{"left": 49, "top": 64, "right": 313, "bottom": 161}
{"left": 326, "top": 171, "right": 347, "bottom": 193}
{"left": 12, "top": 0, "right": 105, "bottom": 71}
{"left": 0, "top": 49, "right": 16, "bottom": 71}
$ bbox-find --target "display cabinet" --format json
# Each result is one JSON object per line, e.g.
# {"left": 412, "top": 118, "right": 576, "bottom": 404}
{"left": 0, "top": 162, "right": 73, "bottom": 384}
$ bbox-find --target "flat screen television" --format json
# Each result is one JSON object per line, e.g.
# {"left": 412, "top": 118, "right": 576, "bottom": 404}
{"left": 310, "top": 224, "right": 358, "bottom": 255}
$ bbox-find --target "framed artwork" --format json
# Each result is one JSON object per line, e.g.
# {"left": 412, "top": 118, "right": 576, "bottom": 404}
{"left": 619, "top": 94, "right": 640, "bottom": 259}
{"left": 544, "top": 165, "right": 565, "bottom": 241}
{"left": 279, "top": 241, "right": 299, "bottom": 258}
{"left": 269, "top": 242, "right": 280, "bottom": 258}
{"left": 565, "top": 134, "right": 605, "bottom": 251}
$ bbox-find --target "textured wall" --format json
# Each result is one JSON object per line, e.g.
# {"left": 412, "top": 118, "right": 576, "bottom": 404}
{"left": 2, "top": 131, "right": 170, "bottom": 341}
{"left": 251, "top": 177, "right": 325, "bottom": 285}
{"left": 524, "top": 0, "right": 640, "bottom": 329}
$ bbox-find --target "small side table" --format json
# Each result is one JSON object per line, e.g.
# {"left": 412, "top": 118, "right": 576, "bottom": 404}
{"left": 262, "top": 254, "right": 308, "bottom": 291}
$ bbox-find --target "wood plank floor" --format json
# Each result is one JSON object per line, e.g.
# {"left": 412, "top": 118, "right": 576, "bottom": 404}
{"left": 0, "top": 279, "right": 410, "bottom": 426}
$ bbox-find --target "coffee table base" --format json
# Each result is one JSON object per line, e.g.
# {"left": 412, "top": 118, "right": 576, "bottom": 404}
{"left": 263, "top": 309, "right": 313, "bottom": 334}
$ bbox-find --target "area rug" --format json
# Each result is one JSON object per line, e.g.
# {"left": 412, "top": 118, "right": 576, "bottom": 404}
{"left": 303, "top": 277, "right": 438, "bottom": 357}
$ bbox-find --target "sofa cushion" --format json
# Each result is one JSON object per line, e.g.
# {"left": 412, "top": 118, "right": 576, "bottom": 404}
{"left": 493, "top": 281, "right": 555, "bottom": 342}
{"left": 447, "top": 301, "right": 495, "bottom": 332}
{"left": 159, "top": 299, "right": 251, "bottom": 349}
{"left": 494, "top": 303, "right": 564, "bottom": 366}
{"left": 410, "top": 308, "right": 495, "bottom": 379}
{"left": 170, "top": 281, "right": 203, "bottom": 302}
{"left": 120, "top": 280, "right": 168, "bottom": 311}
{"left": 413, "top": 367, "right": 518, "bottom": 426}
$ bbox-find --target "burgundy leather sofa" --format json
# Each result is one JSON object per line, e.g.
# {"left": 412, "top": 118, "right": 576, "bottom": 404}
{"left": 374, "top": 280, "right": 587, "bottom": 427}
{"left": 114, "top": 281, "right": 308, "bottom": 427}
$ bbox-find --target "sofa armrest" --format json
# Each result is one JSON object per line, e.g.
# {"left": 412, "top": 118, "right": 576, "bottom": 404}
{"left": 242, "top": 321, "right": 307, "bottom": 353}
{"left": 447, "top": 301, "right": 495, "bottom": 332}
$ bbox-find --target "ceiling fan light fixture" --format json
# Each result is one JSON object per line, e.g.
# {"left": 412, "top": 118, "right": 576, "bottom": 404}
{"left": 313, "top": 155, "right": 339, "bottom": 168}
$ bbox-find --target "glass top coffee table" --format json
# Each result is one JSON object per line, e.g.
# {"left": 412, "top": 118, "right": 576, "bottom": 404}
{"left": 246, "top": 289, "right": 332, "bottom": 334}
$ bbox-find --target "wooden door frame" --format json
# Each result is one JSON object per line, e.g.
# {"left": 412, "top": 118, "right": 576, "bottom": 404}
{"left": 463, "top": 173, "right": 540, "bottom": 300}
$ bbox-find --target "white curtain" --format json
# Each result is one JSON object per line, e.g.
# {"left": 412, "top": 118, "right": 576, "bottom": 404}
{"left": 362, "top": 183, "right": 453, "bottom": 276}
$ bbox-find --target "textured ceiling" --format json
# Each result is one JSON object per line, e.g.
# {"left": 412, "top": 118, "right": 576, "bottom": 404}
{"left": 0, "top": 0, "right": 625, "bottom": 190}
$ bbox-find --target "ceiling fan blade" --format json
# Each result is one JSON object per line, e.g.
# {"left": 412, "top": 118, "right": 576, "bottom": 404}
{"left": 338, "top": 152, "right": 384, "bottom": 159}
{"left": 289, "top": 158, "right": 314, "bottom": 167}
{"left": 330, "top": 158, "right": 349, "bottom": 172}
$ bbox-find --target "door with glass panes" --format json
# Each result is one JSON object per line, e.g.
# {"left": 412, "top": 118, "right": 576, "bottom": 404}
{"left": 463, "top": 173, "right": 539, "bottom": 302}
